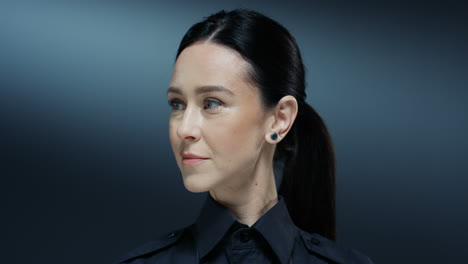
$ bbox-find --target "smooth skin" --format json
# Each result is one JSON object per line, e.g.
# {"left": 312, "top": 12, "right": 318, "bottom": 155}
{"left": 167, "top": 41, "right": 298, "bottom": 226}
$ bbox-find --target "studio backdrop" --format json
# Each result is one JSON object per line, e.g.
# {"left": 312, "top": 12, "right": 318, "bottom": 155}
{"left": 2, "top": 1, "right": 467, "bottom": 264}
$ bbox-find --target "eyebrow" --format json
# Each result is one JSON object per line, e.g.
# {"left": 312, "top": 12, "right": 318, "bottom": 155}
{"left": 167, "top": 85, "right": 234, "bottom": 96}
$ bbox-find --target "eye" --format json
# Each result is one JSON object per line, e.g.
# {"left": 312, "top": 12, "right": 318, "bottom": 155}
{"left": 168, "top": 99, "right": 185, "bottom": 111}
{"left": 204, "top": 98, "right": 223, "bottom": 110}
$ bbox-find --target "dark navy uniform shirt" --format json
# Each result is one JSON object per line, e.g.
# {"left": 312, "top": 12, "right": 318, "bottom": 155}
{"left": 114, "top": 194, "right": 373, "bottom": 263}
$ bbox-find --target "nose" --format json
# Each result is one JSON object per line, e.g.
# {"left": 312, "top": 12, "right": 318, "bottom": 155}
{"left": 176, "top": 105, "right": 201, "bottom": 141}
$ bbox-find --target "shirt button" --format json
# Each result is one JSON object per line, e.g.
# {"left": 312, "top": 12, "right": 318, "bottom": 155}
{"left": 239, "top": 231, "right": 250, "bottom": 242}
{"left": 168, "top": 232, "right": 176, "bottom": 238}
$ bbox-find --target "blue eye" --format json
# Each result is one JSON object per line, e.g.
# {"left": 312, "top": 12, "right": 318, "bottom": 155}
{"left": 168, "top": 99, "right": 185, "bottom": 111}
{"left": 204, "top": 99, "right": 223, "bottom": 110}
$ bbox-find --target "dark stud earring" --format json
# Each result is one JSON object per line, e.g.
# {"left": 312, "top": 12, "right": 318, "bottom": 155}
{"left": 270, "top": 132, "right": 280, "bottom": 141}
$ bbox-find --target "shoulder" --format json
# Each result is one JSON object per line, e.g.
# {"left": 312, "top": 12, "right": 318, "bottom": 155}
{"left": 112, "top": 225, "right": 193, "bottom": 264}
{"left": 298, "top": 230, "right": 374, "bottom": 264}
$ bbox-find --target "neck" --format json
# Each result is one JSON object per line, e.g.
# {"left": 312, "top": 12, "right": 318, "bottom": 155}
{"left": 209, "top": 154, "right": 278, "bottom": 227}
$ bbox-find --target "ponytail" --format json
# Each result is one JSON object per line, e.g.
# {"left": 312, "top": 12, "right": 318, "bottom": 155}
{"left": 277, "top": 102, "right": 336, "bottom": 240}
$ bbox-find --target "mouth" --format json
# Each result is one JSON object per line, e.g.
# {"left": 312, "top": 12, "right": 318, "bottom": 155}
{"left": 180, "top": 152, "right": 209, "bottom": 166}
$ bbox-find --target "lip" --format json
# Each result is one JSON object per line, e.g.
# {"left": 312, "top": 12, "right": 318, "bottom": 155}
{"left": 181, "top": 152, "right": 209, "bottom": 166}
{"left": 181, "top": 152, "right": 208, "bottom": 159}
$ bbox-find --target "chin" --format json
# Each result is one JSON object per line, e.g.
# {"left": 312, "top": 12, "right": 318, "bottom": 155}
{"left": 182, "top": 174, "right": 213, "bottom": 193}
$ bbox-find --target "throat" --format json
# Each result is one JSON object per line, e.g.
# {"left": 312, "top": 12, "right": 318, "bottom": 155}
{"left": 226, "top": 194, "right": 279, "bottom": 227}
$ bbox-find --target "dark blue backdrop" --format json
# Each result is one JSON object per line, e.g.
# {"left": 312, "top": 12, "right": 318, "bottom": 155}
{"left": 2, "top": 1, "right": 467, "bottom": 263}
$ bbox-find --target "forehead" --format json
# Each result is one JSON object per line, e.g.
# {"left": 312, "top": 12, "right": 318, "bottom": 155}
{"left": 170, "top": 42, "right": 254, "bottom": 94}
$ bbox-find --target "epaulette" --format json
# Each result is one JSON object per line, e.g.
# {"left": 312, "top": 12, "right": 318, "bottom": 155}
{"left": 299, "top": 230, "right": 373, "bottom": 264}
{"left": 113, "top": 226, "right": 188, "bottom": 264}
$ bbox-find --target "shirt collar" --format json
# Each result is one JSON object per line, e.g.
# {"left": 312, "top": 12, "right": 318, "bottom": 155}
{"left": 192, "top": 193, "right": 298, "bottom": 264}
{"left": 192, "top": 193, "right": 237, "bottom": 260}
{"left": 252, "top": 195, "right": 298, "bottom": 264}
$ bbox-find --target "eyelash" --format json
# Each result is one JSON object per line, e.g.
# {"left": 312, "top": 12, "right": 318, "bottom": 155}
{"left": 167, "top": 98, "right": 224, "bottom": 112}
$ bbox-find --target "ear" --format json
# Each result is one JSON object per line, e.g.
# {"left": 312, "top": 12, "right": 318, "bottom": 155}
{"left": 264, "top": 95, "right": 298, "bottom": 144}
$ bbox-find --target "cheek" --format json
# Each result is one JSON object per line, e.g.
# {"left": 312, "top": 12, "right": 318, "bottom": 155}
{"left": 207, "top": 111, "right": 263, "bottom": 164}
{"left": 168, "top": 120, "right": 179, "bottom": 152}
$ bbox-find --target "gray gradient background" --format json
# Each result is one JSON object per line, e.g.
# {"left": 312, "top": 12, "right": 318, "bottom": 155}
{"left": 2, "top": 0, "right": 467, "bottom": 263}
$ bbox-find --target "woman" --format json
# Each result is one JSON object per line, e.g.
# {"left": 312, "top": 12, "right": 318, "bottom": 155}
{"left": 115, "top": 9, "right": 373, "bottom": 264}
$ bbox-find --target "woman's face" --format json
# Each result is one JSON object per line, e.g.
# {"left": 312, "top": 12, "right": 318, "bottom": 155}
{"left": 167, "top": 42, "right": 272, "bottom": 193}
